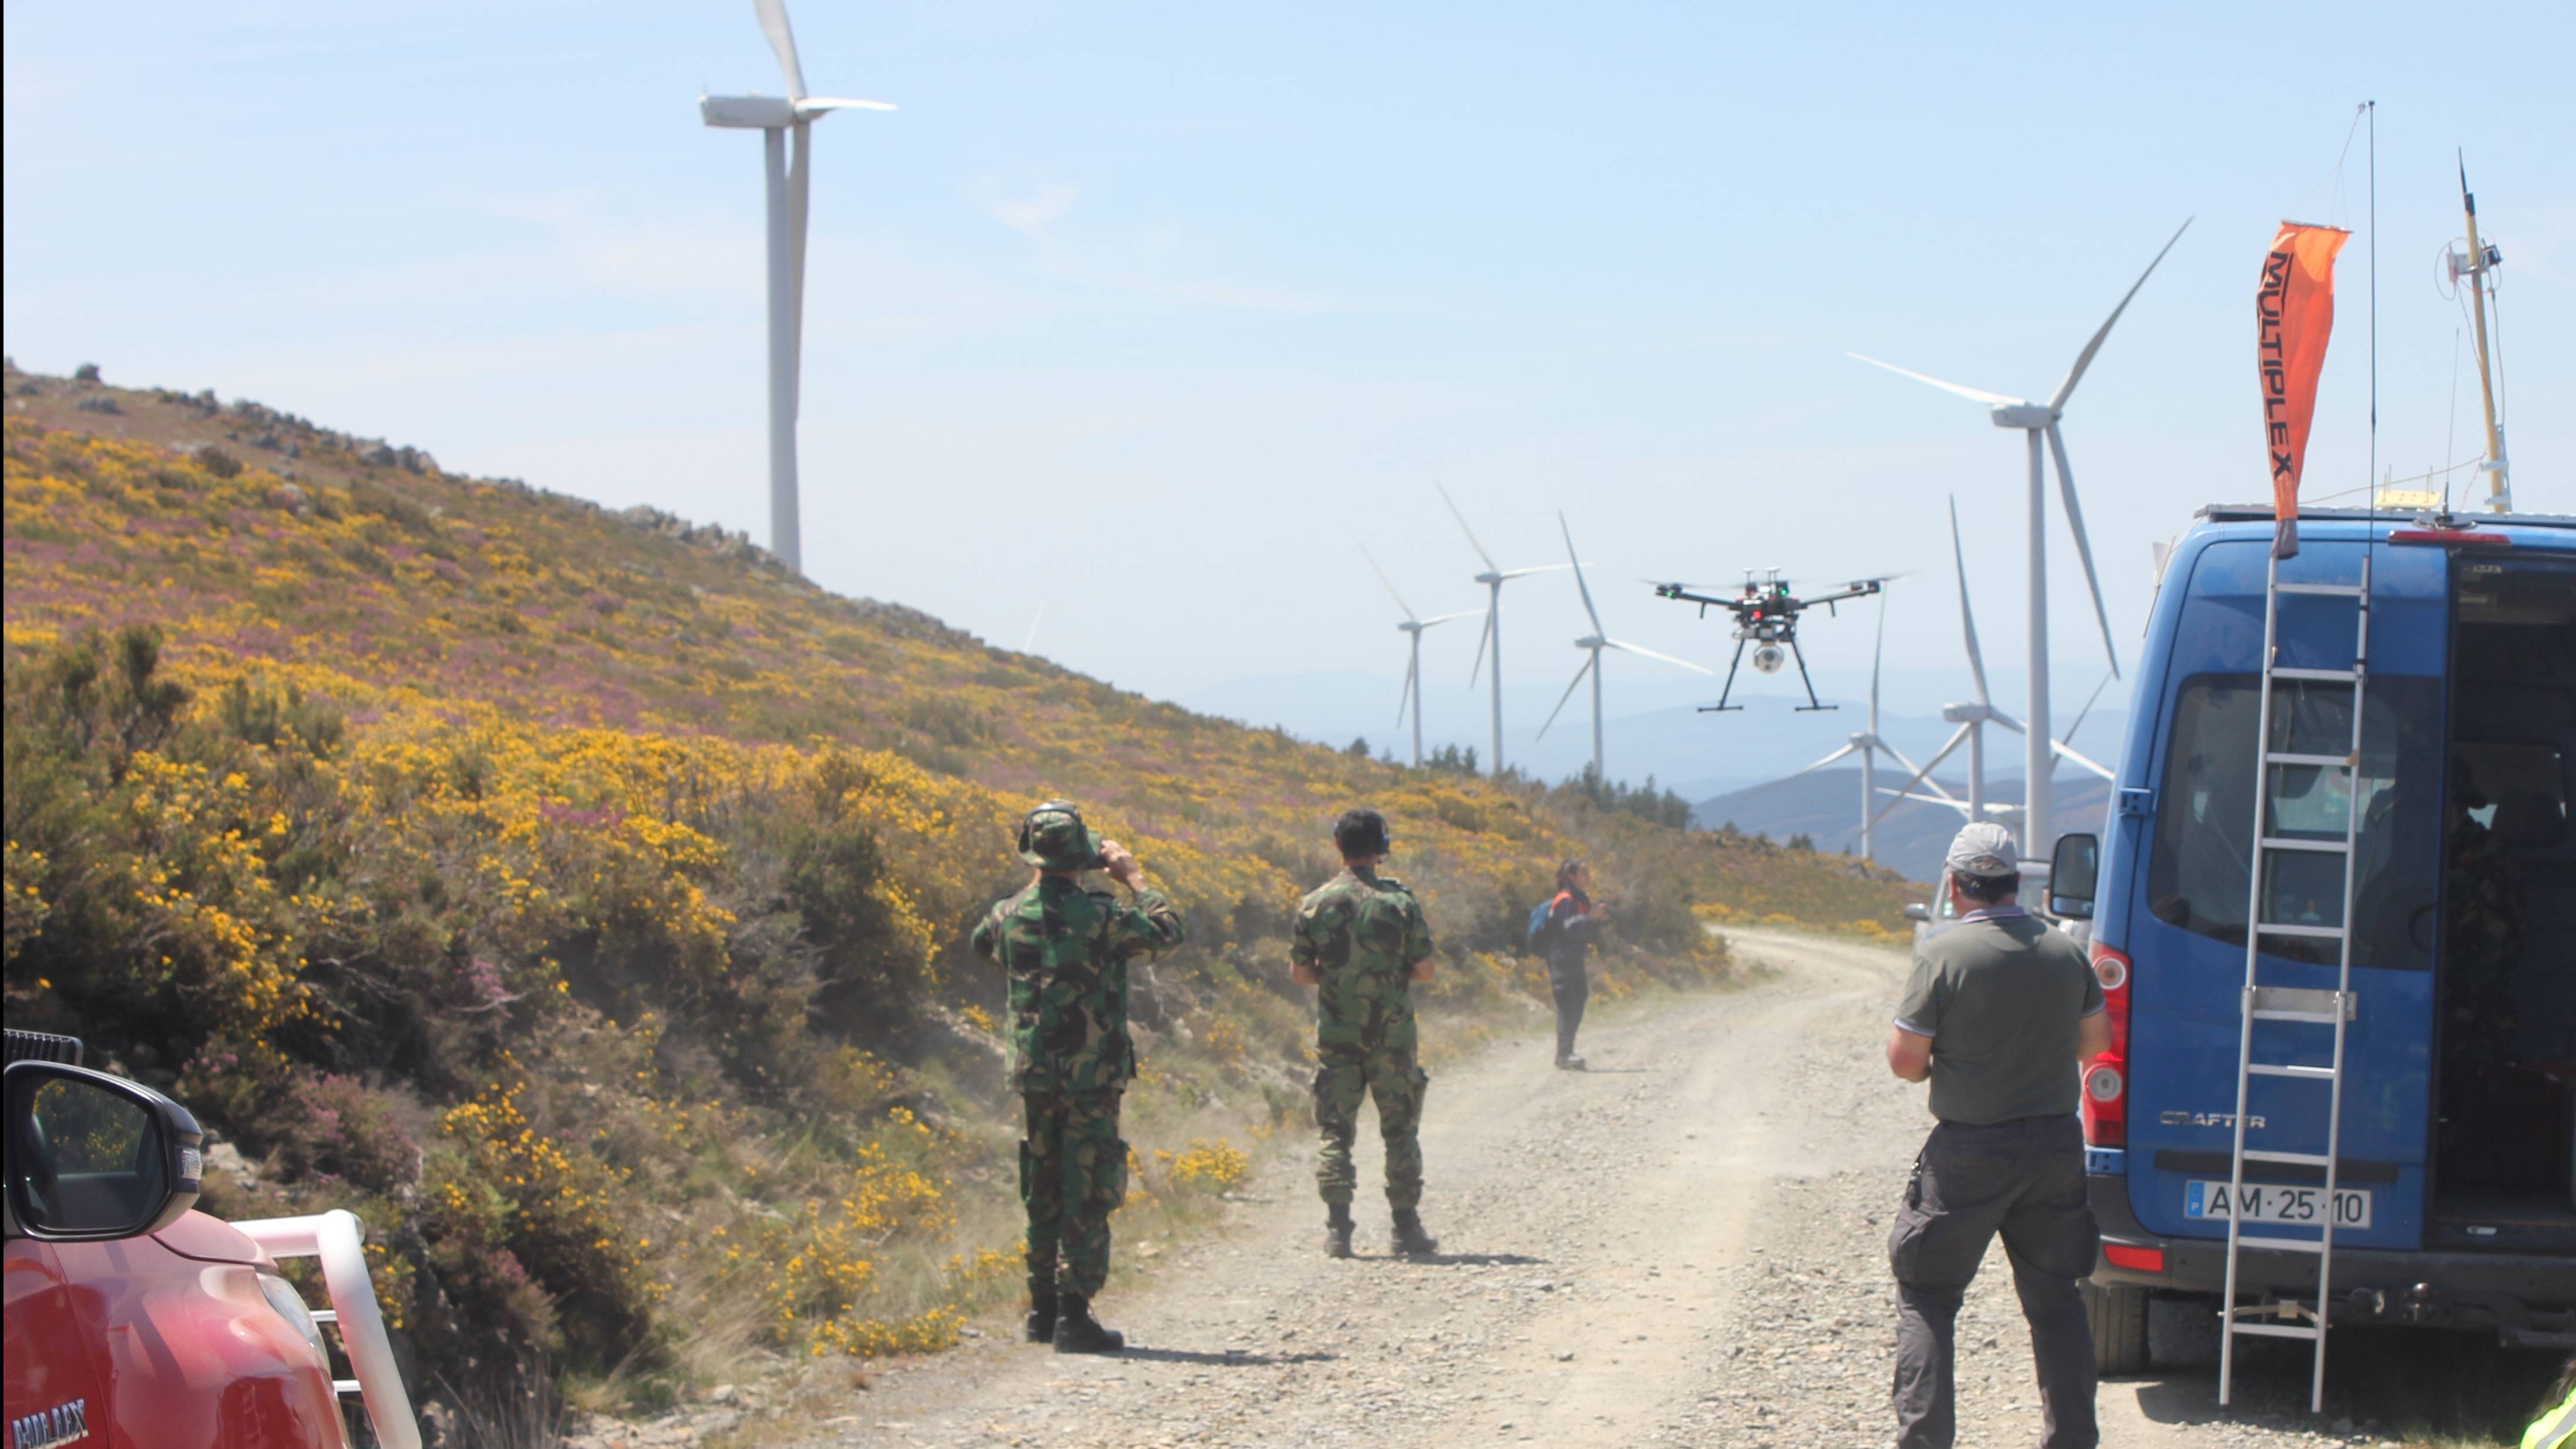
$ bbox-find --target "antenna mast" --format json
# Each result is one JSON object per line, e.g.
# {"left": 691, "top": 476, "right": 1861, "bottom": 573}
{"left": 2453, "top": 153, "right": 2511, "bottom": 513}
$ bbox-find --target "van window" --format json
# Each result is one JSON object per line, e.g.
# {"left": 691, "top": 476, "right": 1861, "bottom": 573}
{"left": 2454, "top": 741, "right": 2568, "bottom": 847}
{"left": 2147, "top": 674, "right": 2442, "bottom": 969}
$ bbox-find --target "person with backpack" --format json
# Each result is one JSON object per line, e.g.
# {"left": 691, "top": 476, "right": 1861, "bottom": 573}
{"left": 1530, "top": 859, "right": 1608, "bottom": 1070}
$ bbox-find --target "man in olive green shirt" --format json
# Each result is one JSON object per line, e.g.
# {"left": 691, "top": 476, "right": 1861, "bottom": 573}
{"left": 1884, "top": 822, "right": 2112, "bottom": 1449}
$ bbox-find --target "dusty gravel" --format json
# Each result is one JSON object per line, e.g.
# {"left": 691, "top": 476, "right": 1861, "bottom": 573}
{"left": 784, "top": 929, "right": 2477, "bottom": 1448}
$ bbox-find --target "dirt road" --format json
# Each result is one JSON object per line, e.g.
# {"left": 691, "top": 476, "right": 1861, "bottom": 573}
{"left": 800, "top": 930, "right": 2433, "bottom": 1447}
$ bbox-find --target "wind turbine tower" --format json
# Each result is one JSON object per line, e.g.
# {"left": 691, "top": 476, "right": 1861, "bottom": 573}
{"left": 1438, "top": 484, "right": 1568, "bottom": 777}
{"left": 1851, "top": 218, "right": 2185, "bottom": 856}
{"left": 1363, "top": 548, "right": 1476, "bottom": 768}
{"left": 1540, "top": 514, "right": 1711, "bottom": 779}
{"left": 700, "top": 0, "right": 894, "bottom": 576}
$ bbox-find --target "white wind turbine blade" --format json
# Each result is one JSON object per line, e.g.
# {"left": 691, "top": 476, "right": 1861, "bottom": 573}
{"left": 1558, "top": 513, "right": 1605, "bottom": 637}
{"left": 1538, "top": 654, "right": 1596, "bottom": 739}
{"left": 2063, "top": 669, "right": 2114, "bottom": 748}
{"left": 1878, "top": 787, "right": 1975, "bottom": 819}
{"left": 1467, "top": 606, "right": 1492, "bottom": 688}
{"left": 1396, "top": 651, "right": 1418, "bottom": 729}
{"left": 1847, "top": 353, "right": 2025, "bottom": 407}
{"left": 1361, "top": 545, "right": 1420, "bottom": 623}
{"left": 1499, "top": 563, "right": 1575, "bottom": 580}
{"left": 2045, "top": 423, "right": 2122, "bottom": 678}
{"left": 1876, "top": 741, "right": 1962, "bottom": 803}
{"left": 1419, "top": 610, "right": 1479, "bottom": 628}
{"left": 1437, "top": 483, "right": 1500, "bottom": 574}
{"left": 1948, "top": 496, "right": 1991, "bottom": 705}
{"left": 1793, "top": 742, "right": 1861, "bottom": 777}
{"left": 2049, "top": 217, "right": 2191, "bottom": 412}
{"left": 1871, "top": 725, "right": 1974, "bottom": 826}
{"left": 1602, "top": 639, "right": 1714, "bottom": 675}
{"left": 2053, "top": 738, "right": 2116, "bottom": 781}
{"left": 751, "top": 0, "right": 809, "bottom": 100}
{"left": 795, "top": 98, "right": 897, "bottom": 115}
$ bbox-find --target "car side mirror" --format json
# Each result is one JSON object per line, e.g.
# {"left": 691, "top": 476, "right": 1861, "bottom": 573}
{"left": 1902, "top": 902, "right": 1931, "bottom": 922}
{"left": 4, "top": 1061, "right": 202, "bottom": 1242}
{"left": 2049, "top": 833, "right": 2100, "bottom": 921}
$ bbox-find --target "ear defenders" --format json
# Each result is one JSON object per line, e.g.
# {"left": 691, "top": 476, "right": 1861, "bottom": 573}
{"left": 1018, "top": 799, "right": 1101, "bottom": 867}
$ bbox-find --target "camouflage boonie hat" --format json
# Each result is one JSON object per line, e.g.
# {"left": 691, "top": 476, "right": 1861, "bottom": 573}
{"left": 1018, "top": 799, "right": 1104, "bottom": 870}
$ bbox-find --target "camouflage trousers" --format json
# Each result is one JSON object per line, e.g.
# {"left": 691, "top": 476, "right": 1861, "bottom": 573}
{"left": 1020, "top": 1090, "right": 1127, "bottom": 1299}
{"left": 1314, "top": 1046, "right": 1428, "bottom": 1212}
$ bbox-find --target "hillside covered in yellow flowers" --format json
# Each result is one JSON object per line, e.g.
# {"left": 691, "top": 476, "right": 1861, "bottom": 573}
{"left": 1, "top": 362, "right": 1913, "bottom": 1419}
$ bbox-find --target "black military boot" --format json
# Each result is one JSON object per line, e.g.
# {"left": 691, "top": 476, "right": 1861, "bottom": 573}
{"left": 1052, "top": 1295, "right": 1125, "bottom": 1354}
{"left": 1391, "top": 1209, "right": 1440, "bottom": 1256}
{"left": 1324, "top": 1205, "right": 1355, "bottom": 1259}
{"left": 1025, "top": 1286, "right": 1058, "bottom": 1344}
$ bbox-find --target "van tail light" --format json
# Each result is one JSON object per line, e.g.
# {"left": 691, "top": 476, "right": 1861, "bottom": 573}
{"left": 2083, "top": 943, "right": 2131, "bottom": 1148}
{"left": 2103, "top": 1243, "right": 2165, "bottom": 1273}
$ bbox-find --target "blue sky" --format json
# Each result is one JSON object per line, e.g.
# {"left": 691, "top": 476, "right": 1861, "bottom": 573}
{"left": 6, "top": 0, "right": 2570, "bottom": 781}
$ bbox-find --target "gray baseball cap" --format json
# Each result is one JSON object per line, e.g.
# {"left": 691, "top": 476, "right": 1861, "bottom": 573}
{"left": 1945, "top": 822, "right": 2020, "bottom": 879}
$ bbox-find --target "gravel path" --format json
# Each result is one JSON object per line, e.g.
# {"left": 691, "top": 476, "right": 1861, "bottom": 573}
{"left": 794, "top": 929, "right": 2442, "bottom": 1448}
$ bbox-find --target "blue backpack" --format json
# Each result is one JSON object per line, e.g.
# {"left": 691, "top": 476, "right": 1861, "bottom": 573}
{"left": 1524, "top": 894, "right": 1567, "bottom": 956}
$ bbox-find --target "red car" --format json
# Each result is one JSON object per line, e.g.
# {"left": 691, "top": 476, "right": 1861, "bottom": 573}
{"left": 4, "top": 1031, "right": 416, "bottom": 1449}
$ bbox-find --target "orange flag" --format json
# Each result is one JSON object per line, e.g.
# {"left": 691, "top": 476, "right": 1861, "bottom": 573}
{"left": 2256, "top": 222, "right": 2349, "bottom": 559}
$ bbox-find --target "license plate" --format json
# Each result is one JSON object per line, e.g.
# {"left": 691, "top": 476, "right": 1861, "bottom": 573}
{"left": 2185, "top": 1179, "right": 2372, "bottom": 1229}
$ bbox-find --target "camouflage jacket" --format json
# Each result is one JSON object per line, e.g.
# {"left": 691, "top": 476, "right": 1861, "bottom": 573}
{"left": 1292, "top": 867, "right": 1434, "bottom": 1061}
{"left": 971, "top": 877, "right": 1185, "bottom": 1094}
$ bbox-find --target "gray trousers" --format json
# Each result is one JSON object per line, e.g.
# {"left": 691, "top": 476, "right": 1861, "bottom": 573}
{"left": 1547, "top": 958, "right": 1588, "bottom": 1058}
{"left": 1886, "top": 1114, "right": 2101, "bottom": 1449}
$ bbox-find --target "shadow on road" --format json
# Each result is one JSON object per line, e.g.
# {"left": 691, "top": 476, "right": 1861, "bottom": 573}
{"left": 1119, "top": 1346, "right": 1338, "bottom": 1367}
{"left": 1356, "top": 1250, "right": 1546, "bottom": 1268}
{"left": 2112, "top": 1324, "right": 2562, "bottom": 1441}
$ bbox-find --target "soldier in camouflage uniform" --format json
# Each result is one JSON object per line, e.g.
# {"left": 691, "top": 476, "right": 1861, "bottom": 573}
{"left": 1291, "top": 807, "right": 1440, "bottom": 1258}
{"left": 971, "top": 801, "right": 1185, "bottom": 1354}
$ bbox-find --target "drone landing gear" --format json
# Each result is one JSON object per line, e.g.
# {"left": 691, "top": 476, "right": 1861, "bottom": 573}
{"left": 1699, "top": 636, "right": 1838, "bottom": 714}
{"left": 1700, "top": 637, "right": 1751, "bottom": 714}
{"left": 1787, "top": 638, "right": 1835, "bottom": 713}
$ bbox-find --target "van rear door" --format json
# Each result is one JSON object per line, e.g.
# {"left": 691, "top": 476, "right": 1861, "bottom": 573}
{"left": 2122, "top": 534, "right": 2449, "bottom": 1250}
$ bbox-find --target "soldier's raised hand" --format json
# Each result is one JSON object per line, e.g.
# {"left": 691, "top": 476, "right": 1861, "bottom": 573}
{"left": 1099, "top": 839, "right": 1144, "bottom": 889}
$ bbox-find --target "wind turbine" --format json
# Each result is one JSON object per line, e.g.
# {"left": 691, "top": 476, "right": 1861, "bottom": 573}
{"left": 1851, "top": 217, "right": 2186, "bottom": 858}
{"left": 1881, "top": 497, "right": 2118, "bottom": 829}
{"left": 1539, "top": 514, "right": 1711, "bottom": 779}
{"left": 1788, "top": 589, "right": 1954, "bottom": 863}
{"left": 1437, "top": 484, "right": 1569, "bottom": 777}
{"left": 1363, "top": 547, "right": 1477, "bottom": 768}
{"left": 700, "top": 0, "right": 894, "bottom": 576}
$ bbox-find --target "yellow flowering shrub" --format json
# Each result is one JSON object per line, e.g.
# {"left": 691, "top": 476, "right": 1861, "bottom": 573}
{"left": 2, "top": 384, "right": 1919, "bottom": 1402}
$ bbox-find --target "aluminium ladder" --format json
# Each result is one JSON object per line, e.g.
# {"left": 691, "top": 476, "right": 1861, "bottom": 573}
{"left": 2218, "top": 554, "right": 2370, "bottom": 1414}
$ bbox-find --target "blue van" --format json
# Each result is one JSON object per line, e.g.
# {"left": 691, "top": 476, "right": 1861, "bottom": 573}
{"left": 2047, "top": 504, "right": 2576, "bottom": 1373}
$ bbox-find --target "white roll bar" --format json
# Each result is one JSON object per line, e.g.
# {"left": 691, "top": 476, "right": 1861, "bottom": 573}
{"left": 233, "top": 1209, "right": 421, "bottom": 1449}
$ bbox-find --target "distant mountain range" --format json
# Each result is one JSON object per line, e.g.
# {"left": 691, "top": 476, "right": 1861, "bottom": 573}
{"left": 1175, "top": 669, "right": 2128, "bottom": 807}
{"left": 1693, "top": 769, "right": 2118, "bottom": 888}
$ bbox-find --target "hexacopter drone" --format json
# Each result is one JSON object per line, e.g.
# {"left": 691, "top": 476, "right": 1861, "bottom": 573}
{"left": 1653, "top": 570, "right": 1896, "bottom": 713}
